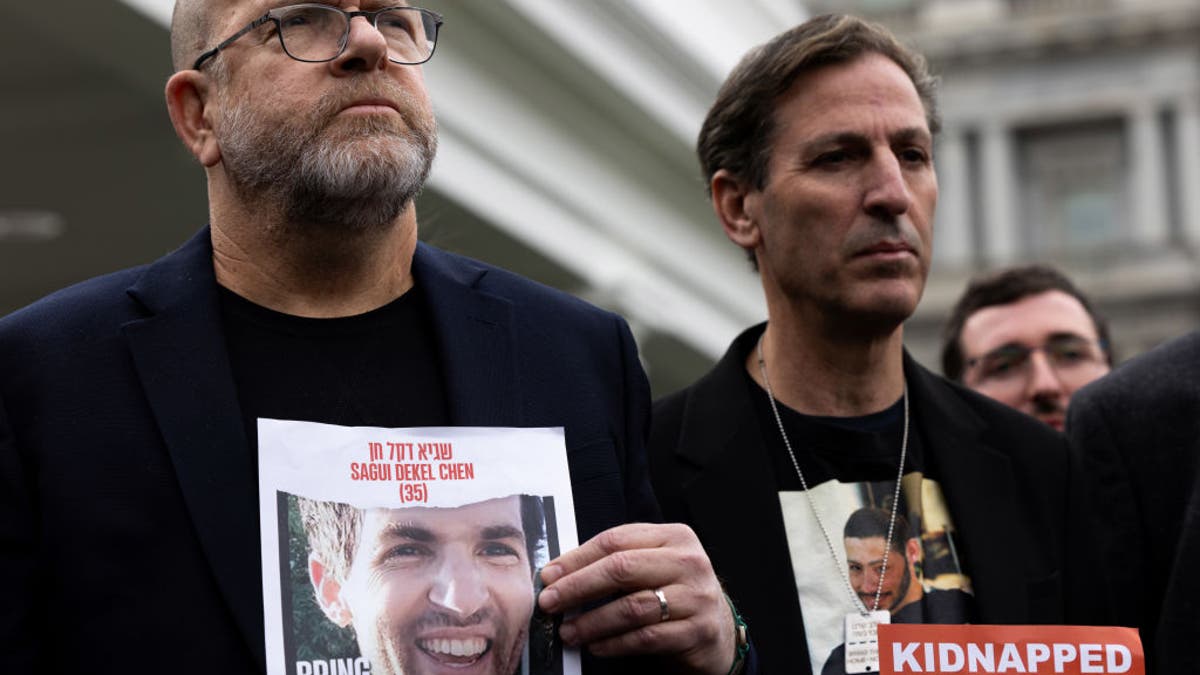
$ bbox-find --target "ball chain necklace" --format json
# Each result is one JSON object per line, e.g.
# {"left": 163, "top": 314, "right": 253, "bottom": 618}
{"left": 755, "top": 332, "right": 909, "bottom": 617}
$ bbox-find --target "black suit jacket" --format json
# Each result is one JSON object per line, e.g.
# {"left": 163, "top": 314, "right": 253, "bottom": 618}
{"left": 1067, "top": 330, "right": 1200, "bottom": 675}
{"left": 649, "top": 325, "right": 1074, "bottom": 675}
{"left": 0, "top": 228, "right": 659, "bottom": 674}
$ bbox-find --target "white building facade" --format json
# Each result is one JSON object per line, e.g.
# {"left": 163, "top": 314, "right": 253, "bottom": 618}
{"left": 3, "top": 0, "right": 1197, "bottom": 391}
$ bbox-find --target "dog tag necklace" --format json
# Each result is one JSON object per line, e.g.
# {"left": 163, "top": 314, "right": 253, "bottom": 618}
{"left": 757, "top": 333, "right": 909, "bottom": 674}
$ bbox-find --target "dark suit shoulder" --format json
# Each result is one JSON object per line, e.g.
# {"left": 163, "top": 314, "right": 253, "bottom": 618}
{"left": 418, "top": 244, "right": 624, "bottom": 329}
{"left": 649, "top": 387, "right": 686, "bottom": 449}
{"left": 0, "top": 266, "right": 147, "bottom": 337}
{"left": 649, "top": 368, "right": 712, "bottom": 448}
{"left": 648, "top": 326, "right": 767, "bottom": 527}
{"left": 649, "top": 326, "right": 757, "bottom": 464}
{"left": 1067, "top": 330, "right": 1200, "bottom": 477}
{"left": 1064, "top": 337, "right": 1200, "bottom": 661}
{"left": 0, "top": 266, "right": 151, "bottom": 381}
{"left": 1, "top": 229, "right": 209, "bottom": 344}
{"left": 1073, "top": 330, "right": 1200, "bottom": 417}
{"left": 646, "top": 376, "right": 703, "bottom": 514}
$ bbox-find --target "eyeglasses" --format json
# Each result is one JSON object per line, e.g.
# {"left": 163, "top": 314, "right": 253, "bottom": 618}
{"left": 192, "top": 4, "right": 443, "bottom": 71}
{"left": 964, "top": 335, "right": 1108, "bottom": 389}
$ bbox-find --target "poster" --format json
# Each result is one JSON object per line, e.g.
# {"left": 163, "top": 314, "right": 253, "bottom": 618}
{"left": 780, "top": 474, "right": 975, "bottom": 675}
{"left": 258, "top": 420, "right": 581, "bottom": 675}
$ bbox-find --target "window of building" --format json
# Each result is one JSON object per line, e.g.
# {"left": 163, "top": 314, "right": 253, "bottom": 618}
{"left": 1016, "top": 118, "right": 1127, "bottom": 256}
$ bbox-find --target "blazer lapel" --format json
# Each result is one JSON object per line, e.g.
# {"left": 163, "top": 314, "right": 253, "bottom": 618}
{"left": 673, "top": 326, "right": 811, "bottom": 673}
{"left": 412, "top": 244, "right": 519, "bottom": 426}
{"left": 905, "top": 357, "right": 1026, "bottom": 622}
{"left": 121, "top": 229, "right": 265, "bottom": 668}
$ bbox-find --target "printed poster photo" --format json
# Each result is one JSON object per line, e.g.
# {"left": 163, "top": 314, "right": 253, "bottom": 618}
{"left": 258, "top": 420, "right": 581, "bottom": 675}
{"left": 779, "top": 473, "right": 976, "bottom": 675}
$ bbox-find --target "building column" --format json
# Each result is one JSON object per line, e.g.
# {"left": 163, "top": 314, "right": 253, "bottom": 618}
{"left": 933, "top": 127, "right": 973, "bottom": 268}
{"left": 1175, "top": 94, "right": 1200, "bottom": 247}
{"left": 979, "top": 121, "right": 1017, "bottom": 264}
{"left": 1129, "top": 101, "right": 1170, "bottom": 249}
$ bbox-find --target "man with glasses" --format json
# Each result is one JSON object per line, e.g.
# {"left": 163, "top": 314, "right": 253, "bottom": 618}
{"left": 941, "top": 265, "right": 1113, "bottom": 431}
{"left": 0, "top": 3, "right": 743, "bottom": 674}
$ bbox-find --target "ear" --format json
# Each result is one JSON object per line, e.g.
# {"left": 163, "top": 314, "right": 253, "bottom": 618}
{"left": 905, "top": 538, "right": 922, "bottom": 566}
{"left": 165, "top": 70, "right": 222, "bottom": 168}
{"left": 309, "top": 554, "right": 354, "bottom": 628}
{"left": 710, "top": 168, "right": 761, "bottom": 253}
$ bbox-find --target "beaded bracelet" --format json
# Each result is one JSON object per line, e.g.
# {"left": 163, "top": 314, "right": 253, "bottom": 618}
{"left": 724, "top": 593, "right": 750, "bottom": 675}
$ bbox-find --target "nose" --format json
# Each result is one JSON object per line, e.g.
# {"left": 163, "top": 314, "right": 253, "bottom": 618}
{"left": 863, "top": 153, "right": 912, "bottom": 219}
{"left": 860, "top": 569, "right": 882, "bottom": 594}
{"left": 1024, "top": 351, "right": 1067, "bottom": 402}
{"left": 330, "top": 15, "right": 390, "bottom": 75}
{"left": 428, "top": 553, "right": 490, "bottom": 618}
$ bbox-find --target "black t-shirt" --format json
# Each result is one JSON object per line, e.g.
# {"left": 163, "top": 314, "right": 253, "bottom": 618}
{"left": 750, "top": 376, "right": 927, "bottom": 491}
{"left": 743, "top": 366, "right": 975, "bottom": 674}
{"left": 219, "top": 285, "right": 450, "bottom": 456}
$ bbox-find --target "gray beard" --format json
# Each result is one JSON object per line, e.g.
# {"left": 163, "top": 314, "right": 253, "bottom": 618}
{"left": 216, "top": 85, "right": 437, "bottom": 236}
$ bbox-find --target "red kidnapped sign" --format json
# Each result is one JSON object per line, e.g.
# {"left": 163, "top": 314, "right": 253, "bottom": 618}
{"left": 878, "top": 625, "right": 1143, "bottom": 675}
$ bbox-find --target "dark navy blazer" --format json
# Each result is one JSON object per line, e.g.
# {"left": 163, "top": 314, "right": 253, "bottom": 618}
{"left": 0, "top": 228, "right": 661, "bottom": 674}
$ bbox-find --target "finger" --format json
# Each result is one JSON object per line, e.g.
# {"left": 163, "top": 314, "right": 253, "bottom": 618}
{"left": 541, "top": 523, "right": 684, "bottom": 585}
{"left": 538, "top": 547, "right": 680, "bottom": 614}
{"left": 584, "top": 612, "right": 723, "bottom": 661}
{"left": 559, "top": 584, "right": 694, "bottom": 647}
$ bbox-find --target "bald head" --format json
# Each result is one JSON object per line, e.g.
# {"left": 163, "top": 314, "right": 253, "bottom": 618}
{"left": 171, "top": 0, "right": 217, "bottom": 72}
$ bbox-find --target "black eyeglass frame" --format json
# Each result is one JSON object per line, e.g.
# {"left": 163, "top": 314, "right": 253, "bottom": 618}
{"left": 192, "top": 4, "right": 443, "bottom": 71}
{"left": 963, "top": 336, "right": 1109, "bottom": 375}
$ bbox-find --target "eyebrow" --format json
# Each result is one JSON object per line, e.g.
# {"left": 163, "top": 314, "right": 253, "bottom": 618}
{"left": 379, "top": 522, "right": 436, "bottom": 542}
{"left": 802, "top": 127, "right": 932, "bottom": 152}
{"left": 480, "top": 525, "right": 524, "bottom": 541}
{"left": 988, "top": 332, "right": 1092, "bottom": 352}
{"left": 891, "top": 127, "right": 933, "bottom": 145}
{"left": 376, "top": 522, "right": 524, "bottom": 542}
{"left": 1045, "top": 332, "right": 1092, "bottom": 342}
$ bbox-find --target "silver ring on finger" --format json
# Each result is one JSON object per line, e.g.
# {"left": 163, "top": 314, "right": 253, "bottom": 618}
{"left": 653, "top": 588, "right": 670, "bottom": 622}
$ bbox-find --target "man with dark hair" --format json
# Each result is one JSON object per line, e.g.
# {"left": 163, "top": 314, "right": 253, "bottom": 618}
{"left": 941, "top": 265, "right": 1112, "bottom": 430}
{"left": 841, "top": 508, "right": 924, "bottom": 615}
{"left": 0, "top": 2, "right": 742, "bottom": 673}
{"left": 696, "top": 13, "right": 938, "bottom": 271}
{"left": 650, "top": 14, "right": 1078, "bottom": 674}
{"left": 298, "top": 495, "right": 544, "bottom": 675}
{"left": 821, "top": 507, "right": 972, "bottom": 675}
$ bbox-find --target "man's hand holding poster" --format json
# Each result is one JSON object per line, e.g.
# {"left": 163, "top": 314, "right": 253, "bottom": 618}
{"left": 258, "top": 420, "right": 580, "bottom": 675}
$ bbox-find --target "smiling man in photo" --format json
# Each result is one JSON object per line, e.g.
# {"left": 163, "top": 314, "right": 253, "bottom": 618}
{"left": 301, "top": 494, "right": 541, "bottom": 675}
